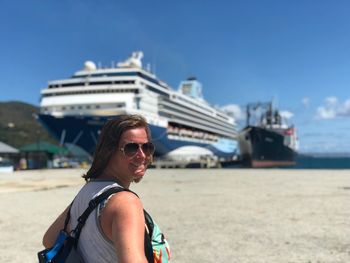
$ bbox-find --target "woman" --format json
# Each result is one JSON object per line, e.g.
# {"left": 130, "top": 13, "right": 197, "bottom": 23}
{"left": 42, "top": 114, "right": 170, "bottom": 263}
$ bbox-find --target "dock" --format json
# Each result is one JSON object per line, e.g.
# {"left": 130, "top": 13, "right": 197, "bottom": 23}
{"left": 151, "top": 156, "right": 242, "bottom": 169}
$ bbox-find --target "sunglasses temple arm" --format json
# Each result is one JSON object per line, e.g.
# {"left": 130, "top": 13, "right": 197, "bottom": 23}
{"left": 148, "top": 155, "right": 153, "bottom": 165}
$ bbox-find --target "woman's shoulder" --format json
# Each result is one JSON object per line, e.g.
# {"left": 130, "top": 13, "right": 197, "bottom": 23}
{"left": 81, "top": 181, "right": 122, "bottom": 197}
{"left": 99, "top": 188, "right": 145, "bottom": 240}
{"left": 90, "top": 181, "right": 141, "bottom": 207}
{"left": 105, "top": 190, "right": 143, "bottom": 213}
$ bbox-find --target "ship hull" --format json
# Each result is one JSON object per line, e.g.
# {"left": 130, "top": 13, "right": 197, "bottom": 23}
{"left": 238, "top": 126, "right": 296, "bottom": 168}
{"left": 38, "top": 114, "right": 238, "bottom": 159}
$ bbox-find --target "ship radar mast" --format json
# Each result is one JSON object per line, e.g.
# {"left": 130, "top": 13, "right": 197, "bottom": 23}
{"left": 246, "top": 101, "right": 283, "bottom": 128}
{"left": 117, "top": 51, "right": 144, "bottom": 68}
{"left": 83, "top": 61, "right": 97, "bottom": 71}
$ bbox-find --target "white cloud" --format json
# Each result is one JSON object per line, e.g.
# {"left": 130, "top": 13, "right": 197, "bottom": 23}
{"left": 315, "top": 96, "right": 350, "bottom": 119}
{"left": 301, "top": 97, "right": 310, "bottom": 108}
{"left": 280, "top": 110, "right": 294, "bottom": 119}
{"left": 316, "top": 107, "right": 337, "bottom": 119}
{"left": 221, "top": 104, "right": 245, "bottom": 120}
{"left": 338, "top": 99, "right": 350, "bottom": 116}
{"left": 325, "top": 96, "right": 338, "bottom": 106}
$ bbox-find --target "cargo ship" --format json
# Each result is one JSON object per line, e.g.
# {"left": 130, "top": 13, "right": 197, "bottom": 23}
{"left": 238, "top": 102, "right": 298, "bottom": 168}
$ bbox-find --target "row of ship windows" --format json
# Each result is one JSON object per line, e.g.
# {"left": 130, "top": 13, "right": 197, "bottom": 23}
{"left": 167, "top": 124, "right": 219, "bottom": 142}
{"left": 167, "top": 95, "right": 229, "bottom": 121}
{"left": 71, "top": 71, "right": 169, "bottom": 89}
{"left": 42, "top": 89, "right": 138, "bottom": 97}
{"left": 146, "top": 85, "right": 169, "bottom": 97}
{"left": 160, "top": 98, "right": 230, "bottom": 123}
{"left": 161, "top": 112, "right": 234, "bottom": 137}
{"left": 46, "top": 83, "right": 168, "bottom": 99}
{"left": 173, "top": 95, "right": 212, "bottom": 113}
{"left": 42, "top": 103, "right": 126, "bottom": 111}
{"left": 216, "top": 112, "right": 230, "bottom": 121}
{"left": 72, "top": 72, "right": 139, "bottom": 78}
{"left": 49, "top": 80, "right": 135, "bottom": 88}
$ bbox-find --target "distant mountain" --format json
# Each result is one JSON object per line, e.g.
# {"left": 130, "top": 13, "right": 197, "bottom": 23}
{"left": 0, "top": 101, "right": 57, "bottom": 149}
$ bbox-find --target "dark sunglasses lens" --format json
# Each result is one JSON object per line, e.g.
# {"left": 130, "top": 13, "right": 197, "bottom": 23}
{"left": 124, "top": 143, "right": 139, "bottom": 156}
{"left": 142, "top": 142, "right": 155, "bottom": 156}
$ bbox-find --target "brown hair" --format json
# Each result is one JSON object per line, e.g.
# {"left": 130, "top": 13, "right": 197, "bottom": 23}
{"left": 83, "top": 114, "right": 151, "bottom": 181}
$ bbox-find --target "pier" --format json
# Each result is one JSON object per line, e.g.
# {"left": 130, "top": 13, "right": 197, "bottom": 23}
{"left": 151, "top": 156, "right": 241, "bottom": 169}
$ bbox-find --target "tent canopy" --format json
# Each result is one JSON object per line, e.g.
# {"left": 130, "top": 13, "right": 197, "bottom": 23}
{"left": 0, "top": 141, "right": 19, "bottom": 153}
{"left": 20, "top": 141, "right": 68, "bottom": 155}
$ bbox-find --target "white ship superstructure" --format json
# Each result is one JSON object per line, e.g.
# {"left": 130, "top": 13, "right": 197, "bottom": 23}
{"left": 39, "top": 52, "right": 238, "bottom": 160}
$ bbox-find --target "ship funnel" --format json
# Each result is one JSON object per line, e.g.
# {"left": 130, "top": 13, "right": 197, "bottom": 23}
{"left": 178, "top": 77, "right": 204, "bottom": 100}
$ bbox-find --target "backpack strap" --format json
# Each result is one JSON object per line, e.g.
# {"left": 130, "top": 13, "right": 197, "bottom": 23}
{"left": 144, "top": 209, "right": 154, "bottom": 237}
{"left": 69, "top": 186, "right": 154, "bottom": 263}
{"left": 73, "top": 186, "right": 133, "bottom": 242}
{"left": 144, "top": 209, "right": 155, "bottom": 263}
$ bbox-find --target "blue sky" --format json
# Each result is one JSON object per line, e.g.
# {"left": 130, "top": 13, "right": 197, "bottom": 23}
{"left": 1, "top": 0, "right": 350, "bottom": 153}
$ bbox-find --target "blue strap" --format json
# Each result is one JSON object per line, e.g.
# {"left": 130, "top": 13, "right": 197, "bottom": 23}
{"left": 45, "top": 231, "right": 69, "bottom": 262}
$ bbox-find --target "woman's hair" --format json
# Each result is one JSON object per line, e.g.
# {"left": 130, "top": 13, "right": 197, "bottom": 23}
{"left": 83, "top": 114, "right": 151, "bottom": 181}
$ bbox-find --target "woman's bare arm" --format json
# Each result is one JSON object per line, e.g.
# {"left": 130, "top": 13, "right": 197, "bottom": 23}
{"left": 42, "top": 205, "right": 70, "bottom": 248}
{"left": 100, "top": 191, "right": 148, "bottom": 263}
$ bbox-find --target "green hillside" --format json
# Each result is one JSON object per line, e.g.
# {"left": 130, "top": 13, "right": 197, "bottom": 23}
{"left": 0, "top": 101, "right": 58, "bottom": 149}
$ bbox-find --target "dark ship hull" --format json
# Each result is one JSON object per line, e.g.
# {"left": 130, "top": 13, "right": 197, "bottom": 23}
{"left": 238, "top": 126, "right": 296, "bottom": 168}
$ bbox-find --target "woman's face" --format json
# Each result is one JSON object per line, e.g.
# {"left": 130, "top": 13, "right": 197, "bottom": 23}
{"left": 108, "top": 127, "right": 152, "bottom": 186}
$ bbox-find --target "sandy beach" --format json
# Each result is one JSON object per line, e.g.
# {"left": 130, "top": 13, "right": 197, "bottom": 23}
{"left": 0, "top": 168, "right": 349, "bottom": 263}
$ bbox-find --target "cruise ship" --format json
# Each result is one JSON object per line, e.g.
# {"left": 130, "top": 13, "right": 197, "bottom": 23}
{"left": 38, "top": 52, "right": 238, "bottom": 161}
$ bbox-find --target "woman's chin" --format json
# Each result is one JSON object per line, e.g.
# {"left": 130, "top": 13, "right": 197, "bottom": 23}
{"left": 133, "top": 177, "right": 143, "bottom": 183}
{"left": 130, "top": 164, "right": 146, "bottom": 179}
{"left": 132, "top": 171, "right": 145, "bottom": 183}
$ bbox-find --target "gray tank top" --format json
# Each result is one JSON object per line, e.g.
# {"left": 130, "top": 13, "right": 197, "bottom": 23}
{"left": 69, "top": 181, "right": 122, "bottom": 263}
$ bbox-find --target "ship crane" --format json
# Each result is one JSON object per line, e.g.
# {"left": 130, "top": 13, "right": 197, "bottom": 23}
{"left": 246, "top": 101, "right": 281, "bottom": 129}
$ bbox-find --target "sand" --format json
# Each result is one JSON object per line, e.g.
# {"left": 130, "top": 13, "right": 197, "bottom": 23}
{"left": 0, "top": 168, "right": 349, "bottom": 263}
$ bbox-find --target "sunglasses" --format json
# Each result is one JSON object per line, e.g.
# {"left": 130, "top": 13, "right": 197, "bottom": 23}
{"left": 120, "top": 142, "right": 155, "bottom": 157}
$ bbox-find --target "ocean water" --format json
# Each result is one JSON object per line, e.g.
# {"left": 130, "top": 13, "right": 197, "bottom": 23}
{"left": 293, "top": 155, "right": 350, "bottom": 169}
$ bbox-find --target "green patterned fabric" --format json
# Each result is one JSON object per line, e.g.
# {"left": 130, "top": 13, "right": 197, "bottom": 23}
{"left": 150, "top": 219, "right": 170, "bottom": 263}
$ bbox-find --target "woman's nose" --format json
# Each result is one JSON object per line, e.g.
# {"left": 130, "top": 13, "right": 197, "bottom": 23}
{"left": 134, "top": 146, "right": 146, "bottom": 158}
